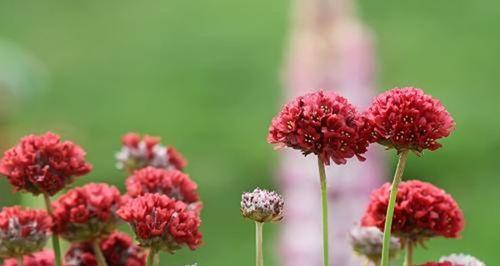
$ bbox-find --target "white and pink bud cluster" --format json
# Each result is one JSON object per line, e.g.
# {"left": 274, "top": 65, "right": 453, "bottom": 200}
{"left": 349, "top": 225, "right": 401, "bottom": 263}
{"left": 440, "top": 253, "right": 486, "bottom": 266}
{"left": 240, "top": 188, "right": 284, "bottom": 223}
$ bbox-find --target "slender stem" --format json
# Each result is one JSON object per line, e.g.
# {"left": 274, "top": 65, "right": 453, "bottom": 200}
{"left": 147, "top": 248, "right": 157, "bottom": 266}
{"left": 43, "top": 193, "right": 62, "bottom": 266}
{"left": 255, "top": 222, "right": 264, "bottom": 266}
{"left": 380, "top": 150, "right": 409, "bottom": 266}
{"left": 404, "top": 242, "right": 414, "bottom": 266}
{"left": 317, "top": 156, "right": 329, "bottom": 266}
{"left": 92, "top": 239, "right": 108, "bottom": 266}
{"left": 16, "top": 257, "right": 24, "bottom": 266}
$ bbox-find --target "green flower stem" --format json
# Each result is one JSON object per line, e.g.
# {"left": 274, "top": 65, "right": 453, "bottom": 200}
{"left": 255, "top": 222, "right": 264, "bottom": 266}
{"left": 147, "top": 248, "right": 158, "bottom": 266}
{"left": 92, "top": 239, "right": 108, "bottom": 266}
{"left": 43, "top": 193, "right": 62, "bottom": 266}
{"left": 317, "top": 157, "right": 329, "bottom": 266}
{"left": 404, "top": 242, "right": 414, "bottom": 266}
{"left": 380, "top": 150, "right": 409, "bottom": 266}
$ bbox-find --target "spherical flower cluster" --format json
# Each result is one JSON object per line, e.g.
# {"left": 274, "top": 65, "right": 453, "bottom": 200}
{"left": 348, "top": 225, "right": 401, "bottom": 262}
{"left": 0, "top": 132, "right": 92, "bottom": 195}
{"left": 439, "top": 253, "right": 485, "bottom": 266}
{"left": 365, "top": 87, "right": 455, "bottom": 153}
{"left": 65, "top": 231, "right": 146, "bottom": 266}
{"left": 3, "top": 250, "right": 54, "bottom": 266}
{"left": 52, "top": 183, "right": 122, "bottom": 241}
{"left": 116, "top": 133, "right": 187, "bottom": 172}
{"left": 117, "top": 193, "right": 202, "bottom": 252}
{"left": 361, "top": 180, "right": 464, "bottom": 242}
{"left": 267, "top": 90, "right": 371, "bottom": 165}
{"left": 0, "top": 206, "right": 51, "bottom": 258}
{"left": 240, "top": 188, "right": 284, "bottom": 223}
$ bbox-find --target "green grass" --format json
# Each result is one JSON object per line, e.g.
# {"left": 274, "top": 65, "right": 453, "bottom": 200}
{"left": 0, "top": 0, "right": 499, "bottom": 265}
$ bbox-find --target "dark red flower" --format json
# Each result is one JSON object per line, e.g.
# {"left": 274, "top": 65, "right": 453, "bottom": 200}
{"left": 365, "top": 87, "right": 455, "bottom": 152}
{"left": 361, "top": 180, "right": 464, "bottom": 242}
{"left": 64, "top": 231, "right": 146, "bottom": 266}
{"left": 3, "top": 250, "right": 54, "bottom": 266}
{"left": 117, "top": 193, "right": 202, "bottom": 252}
{"left": 268, "top": 90, "right": 370, "bottom": 165}
{"left": 116, "top": 133, "right": 187, "bottom": 172}
{"left": 0, "top": 206, "right": 52, "bottom": 258}
{"left": 52, "top": 183, "right": 122, "bottom": 241}
{"left": 126, "top": 167, "right": 200, "bottom": 204}
{"left": 0, "top": 132, "right": 92, "bottom": 196}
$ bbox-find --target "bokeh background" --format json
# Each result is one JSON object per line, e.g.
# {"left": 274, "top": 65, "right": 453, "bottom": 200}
{"left": 0, "top": 0, "right": 499, "bottom": 265}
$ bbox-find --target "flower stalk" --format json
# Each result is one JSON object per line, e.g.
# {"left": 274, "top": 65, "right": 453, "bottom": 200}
{"left": 380, "top": 150, "right": 409, "bottom": 266}
{"left": 317, "top": 157, "right": 329, "bottom": 266}
{"left": 147, "top": 248, "right": 157, "bottom": 266}
{"left": 255, "top": 222, "right": 264, "bottom": 266}
{"left": 404, "top": 242, "right": 414, "bottom": 266}
{"left": 43, "top": 193, "right": 62, "bottom": 266}
{"left": 92, "top": 239, "right": 108, "bottom": 266}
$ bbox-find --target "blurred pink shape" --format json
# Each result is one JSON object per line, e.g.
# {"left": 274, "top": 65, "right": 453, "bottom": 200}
{"left": 278, "top": 0, "right": 385, "bottom": 265}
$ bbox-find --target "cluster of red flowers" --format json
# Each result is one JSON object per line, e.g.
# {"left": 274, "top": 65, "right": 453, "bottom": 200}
{"left": 268, "top": 90, "right": 372, "bottom": 165}
{"left": 116, "top": 133, "right": 187, "bottom": 172}
{"left": 117, "top": 193, "right": 202, "bottom": 252}
{"left": 64, "top": 232, "right": 146, "bottom": 266}
{"left": 365, "top": 87, "right": 455, "bottom": 152}
{"left": 52, "top": 183, "right": 122, "bottom": 241}
{"left": 0, "top": 206, "right": 52, "bottom": 258}
{"left": 361, "top": 180, "right": 464, "bottom": 241}
{"left": 3, "top": 250, "right": 54, "bottom": 266}
{"left": 0, "top": 132, "right": 92, "bottom": 195}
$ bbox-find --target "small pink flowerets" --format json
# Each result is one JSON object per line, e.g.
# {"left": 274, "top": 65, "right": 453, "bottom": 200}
{"left": 365, "top": 87, "right": 455, "bottom": 153}
{"left": 117, "top": 193, "right": 202, "bottom": 253}
{"left": 0, "top": 206, "right": 52, "bottom": 258}
{"left": 0, "top": 132, "right": 92, "bottom": 196}
{"left": 361, "top": 180, "right": 464, "bottom": 242}
{"left": 116, "top": 133, "right": 187, "bottom": 172}
{"left": 3, "top": 250, "right": 54, "bottom": 266}
{"left": 64, "top": 231, "right": 146, "bottom": 266}
{"left": 268, "top": 90, "right": 371, "bottom": 165}
{"left": 52, "top": 183, "right": 122, "bottom": 242}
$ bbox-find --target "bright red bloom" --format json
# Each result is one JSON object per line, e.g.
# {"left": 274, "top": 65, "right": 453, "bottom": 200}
{"left": 64, "top": 231, "right": 146, "bottom": 266}
{"left": 117, "top": 193, "right": 202, "bottom": 252}
{"left": 268, "top": 90, "right": 370, "bottom": 165}
{"left": 126, "top": 167, "right": 200, "bottom": 204}
{"left": 0, "top": 132, "right": 92, "bottom": 196}
{"left": 3, "top": 250, "right": 54, "bottom": 266}
{"left": 361, "top": 180, "right": 464, "bottom": 242}
{"left": 52, "top": 183, "right": 122, "bottom": 241}
{"left": 116, "top": 133, "right": 187, "bottom": 172}
{"left": 365, "top": 87, "right": 455, "bottom": 152}
{"left": 0, "top": 206, "right": 52, "bottom": 258}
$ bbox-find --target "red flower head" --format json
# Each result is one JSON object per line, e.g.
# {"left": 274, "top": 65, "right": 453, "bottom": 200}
{"left": 0, "top": 132, "right": 92, "bottom": 196}
{"left": 365, "top": 87, "right": 455, "bottom": 153}
{"left": 52, "top": 183, "right": 122, "bottom": 242}
{"left": 3, "top": 250, "right": 54, "bottom": 266}
{"left": 125, "top": 167, "right": 202, "bottom": 213}
{"left": 116, "top": 133, "right": 187, "bottom": 172}
{"left": 64, "top": 231, "right": 146, "bottom": 266}
{"left": 0, "top": 206, "right": 52, "bottom": 258}
{"left": 117, "top": 193, "right": 202, "bottom": 253}
{"left": 268, "top": 90, "right": 371, "bottom": 165}
{"left": 361, "top": 180, "right": 464, "bottom": 243}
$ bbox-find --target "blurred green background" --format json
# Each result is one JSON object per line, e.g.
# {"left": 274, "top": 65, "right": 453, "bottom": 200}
{"left": 0, "top": 0, "right": 499, "bottom": 265}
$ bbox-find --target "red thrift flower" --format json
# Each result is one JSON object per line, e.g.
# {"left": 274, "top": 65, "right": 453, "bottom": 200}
{"left": 365, "top": 87, "right": 455, "bottom": 153}
{"left": 268, "top": 90, "right": 370, "bottom": 165}
{"left": 0, "top": 206, "right": 52, "bottom": 258}
{"left": 3, "top": 250, "right": 54, "bottom": 266}
{"left": 125, "top": 167, "right": 202, "bottom": 213}
{"left": 361, "top": 180, "right": 464, "bottom": 242}
{"left": 52, "top": 183, "right": 122, "bottom": 242}
{"left": 0, "top": 132, "right": 92, "bottom": 196}
{"left": 65, "top": 231, "right": 146, "bottom": 266}
{"left": 116, "top": 133, "right": 187, "bottom": 172}
{"left": 117, "top": 194, "right": 202, "bottom": 252}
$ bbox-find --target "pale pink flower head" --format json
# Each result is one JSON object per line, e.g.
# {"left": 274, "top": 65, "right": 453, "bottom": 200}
{"left": 3, "top": 250, "right": 54, "bottom": 266}
{"left": 439, "top": 253, "right": 485, "bottom": 266}
{"left": 0, "top": 206, "right": 52, "bottom": 258}
{"left": 365, "top": 87, "right": 455, "bottom": 153}
{"left": 268, "top": 90, "right": 371, "bottom": 165}
{"left": 240, "top": 188, "right": 284, "bottom": 223}
{"left": 0, "top": 132, "right": 92, "bottom": 196}
{"left": 349, "top": 225, "right": 401, "bottom": 263}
